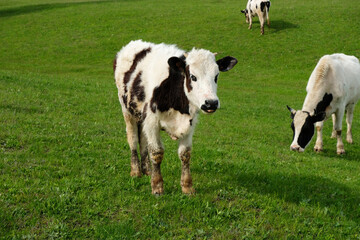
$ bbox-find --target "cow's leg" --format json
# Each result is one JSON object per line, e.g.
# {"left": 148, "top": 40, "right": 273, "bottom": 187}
{"left": 345, "top": 103, "right": 355, "bottom": 144}
{"left": 266, "top": 11, "right": 270, "bottom": 26}
{"left": 334, "top": 109, "right": 345, "bottom": 154}
{"left": 331, "top": 113, "right": 337, "bottom": 138}
{"left": 260, "top": 14, "right": 265, "bottom": 35}
{"left": 139, "top": 124, "right": 151, "bottom": 175}
{"left": 123, "top": 113, "right": 141, "bottom": 177}
{"left": 314, "top": 121, "right": 324, "bottom": 152}
{"left": 143, "top": 116, "right": 164, "bottom": 195}
{"left": 178, "top": 135, "right": 195, "bottom": 194}
{"left": 248, "top": 15, "right": 252, "bottom": 29}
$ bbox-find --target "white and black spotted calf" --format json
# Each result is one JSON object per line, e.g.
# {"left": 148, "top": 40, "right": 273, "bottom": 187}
{"left": 241, "top": 0, "right": 270, "bottom": 35}
{"left": 114, "top": 40, "right": 237, "bottom": 194}
{"left": 287, "top": 53, "right": 360, "bottom": 154}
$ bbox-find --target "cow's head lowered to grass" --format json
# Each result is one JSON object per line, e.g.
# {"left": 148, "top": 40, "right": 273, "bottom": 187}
{"left": 168, "top": 49, "right": 237, "bottom": 114}
{"left": 287, "top": 93, "right": 332, "bottom": 152}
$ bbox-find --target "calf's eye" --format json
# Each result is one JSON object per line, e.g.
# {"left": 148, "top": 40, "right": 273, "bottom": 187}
{"left": 190, "top": 74, "right": 197, "bottom": 82}
{"left": 215, "top": 74, "right": 219, "bottom": 83}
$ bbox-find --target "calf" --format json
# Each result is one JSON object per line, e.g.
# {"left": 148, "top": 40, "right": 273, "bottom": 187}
{"left": 287, "top": 53, "right": 360, "bottom": 154}
{"left": 241, "top": 0, "right": 270, "bottom": 35}
{"left": 114, "top": 40, "right": 237, "bottom": 194}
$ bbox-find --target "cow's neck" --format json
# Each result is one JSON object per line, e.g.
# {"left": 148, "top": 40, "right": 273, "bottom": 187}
{"left": 302, "top": 90, "right": 330, "bottom": 115}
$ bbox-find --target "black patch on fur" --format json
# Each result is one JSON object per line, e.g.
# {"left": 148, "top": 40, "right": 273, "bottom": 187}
{"left": 150, "top": 65, "right": 190, "bottom": 115}
{"left": 122, "top": 95, "right": 128, "bottom": 108}
{"left": 142, "top": 103, "right": 148, "bottom": 122}
{"left": 260, "top": 2, "right": 265, "bottom": 12}
{"left": 297, "top": 114, "right": 315, "bottom": 149}
{"left": 123, "top": 48, "right": 151, "bottom": 93}
{"left": 131, "top": 71, "right": 145, "bottom": 102}
{"left": 256, "top": 4, "right": 258, "bottom": 9}
{"left": 314, "top": 93, "right": 333, "bottom": 115}
{"left": 185, "top": 65, "right": 192, "bottom": 92}
{"left": 250, "top": 9, "right": 253, "bottom": 14}
{"left": 179, "top": 54, "right": 186, "bottom": 61}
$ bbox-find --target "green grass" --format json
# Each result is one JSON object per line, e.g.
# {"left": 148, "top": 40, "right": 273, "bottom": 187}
{"left": 1, "top": 0, "right": 360, "bottom": 239}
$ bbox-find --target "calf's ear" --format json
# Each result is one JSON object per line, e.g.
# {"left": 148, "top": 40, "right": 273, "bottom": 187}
{"left": 287, "top": 105, "right": 296, "bottom": 119}
{"left": 216, "top": 56, "right": 238, "bottom": 72}
{"left": 168, "top": 57, "right": 186, "bottom": 72}
{"left": 241, "top": 10, "right": 246, "bottom": 13}
{"left": 311, "top": 111, "right": 326, "bottom": 123}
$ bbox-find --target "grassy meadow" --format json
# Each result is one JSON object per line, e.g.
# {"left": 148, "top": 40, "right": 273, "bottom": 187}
{"left": 1, "top": 0, "right": 360, "bottom": 238}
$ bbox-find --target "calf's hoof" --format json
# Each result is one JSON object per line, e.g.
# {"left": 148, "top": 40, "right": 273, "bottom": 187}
{"left": 346, "top": 137, "right": 353, "bottom": 144}
{"left": 151, "top": 175, "right": 164, "bottom": 195}
{"left": 182, "top": 186, "right": 195, "bottom": 195}
{"left": 152, "top": 186, "right": 164, "bottom": 195}
{"left": 337, "top": 149, "right": 345, "bottom": 155}
{"left": 314, "top": 145, "right": 323, "bottom": 152}
{"left": 130, "top": 170, "right": 142, "bottom": 177}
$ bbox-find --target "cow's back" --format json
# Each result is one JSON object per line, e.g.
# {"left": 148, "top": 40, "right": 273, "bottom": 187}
{"left": 305, "top": 53, "right": 360, "bottom": 110}
{"left": 114, "top": 40, "right": 185, "bottom": 120}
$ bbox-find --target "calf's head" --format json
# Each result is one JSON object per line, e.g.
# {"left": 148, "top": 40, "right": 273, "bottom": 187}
{"left": 241, "top": 9, "right": 249, "bottom": 22}
{"left": 168, "top": 49, "right": 237, "bottom": 114}
{"left": 286, "top": 93, "right": 333, "bottom": 152}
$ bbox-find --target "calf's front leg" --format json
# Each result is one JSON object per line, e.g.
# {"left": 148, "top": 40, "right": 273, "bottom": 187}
{"left": 178, "top": 137, "right": 195, "bottom": 194}
{"left": 248, "top": 15, "right": 253, "bottom": 29}
{"left": 149, "top": 148, "right": 164, "bottom": 195}
{"left": 314, "top": 121, "right": 324, "bottom": 152}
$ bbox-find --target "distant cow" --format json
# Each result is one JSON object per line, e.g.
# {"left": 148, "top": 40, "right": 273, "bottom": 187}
{"left": 241, "top": 0, "right": 270, "bottom": 35}
{"left": 114, "top": 40, "right": 237, "bottom": 194}
{"left": 287, "top": 53, "right": 360, "bottom": 154}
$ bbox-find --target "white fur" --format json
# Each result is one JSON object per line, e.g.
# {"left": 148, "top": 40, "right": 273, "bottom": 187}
{"left": 242, "top": 0, "right": 270, "bottom": 35}
{"left": 114, "top": 40, "right": 239, "bottom": 193}
{"left": 115, "top": 40, "right": 220, "bottom": 149}
{"left": 291, "top": 53, "right": 360, "bottom": 154}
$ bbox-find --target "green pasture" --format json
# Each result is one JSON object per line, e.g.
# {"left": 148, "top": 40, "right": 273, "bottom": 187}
{"left": 1, "top": 0, "right": 360, "bottom": 238}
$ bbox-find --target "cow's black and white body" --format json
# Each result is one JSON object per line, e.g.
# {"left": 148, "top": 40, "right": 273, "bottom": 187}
{"left": 287, "top": 53, "right": 360, "bottom": 154}
{"left": 241, "top": 0, "right": 270, "bottom": 35}
{"left": 114, "top": 40, "right": 237, "bottom": 194}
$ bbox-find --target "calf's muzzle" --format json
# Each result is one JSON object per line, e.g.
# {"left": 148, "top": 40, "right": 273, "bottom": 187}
{"left": 201, "top": 99, "right": 219, "bottom": 113}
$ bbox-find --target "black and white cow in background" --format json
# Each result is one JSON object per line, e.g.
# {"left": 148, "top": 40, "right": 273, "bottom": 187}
{"left": 241, "top": 0, "right": 271, "bottom": 35}
{"left": 287, "top": 53, "right": 360, "bottom": 154}
{"left": 114, "top": 40, "right": 237, "bottom": 195}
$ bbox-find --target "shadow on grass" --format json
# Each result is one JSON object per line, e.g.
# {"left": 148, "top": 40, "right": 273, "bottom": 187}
{"left": 1, "top": 104, "right": 44, "bottom": 114}
{"left": 201, "top": 160, "right": 360, "bottom": 223}
{"left": 0, "top": 1, "right": 118, "bottom": 18}
{"left": 270, "top": 20, "right": 299, "bottom": 32}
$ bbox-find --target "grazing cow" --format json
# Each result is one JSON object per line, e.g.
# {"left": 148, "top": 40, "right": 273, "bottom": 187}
{"left": 241, "top": 0, "right": 270, "bottom": 35}
{"left": 114, "top": 40, "right": 237, "bottom": 194}
{"left": 287, "top": 53, "right": 360, "bottom": 154}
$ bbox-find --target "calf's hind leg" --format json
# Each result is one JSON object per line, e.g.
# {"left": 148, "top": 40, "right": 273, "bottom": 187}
{"left": 259, "top": 14, "right": 265, "bottom": 35}
{"left": 139, "top": 125, "right": 151, "bottom": 175}
{"left": 345, "top": 103, "right": 355, "bottom": 144}
{"left": 123, "top": 113, "right": 141, "bottom": 177}
{"left": 334, "top": 109, "right": 345, "bottom": 154}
